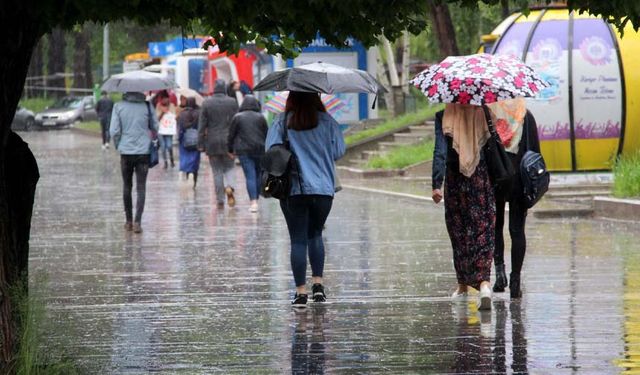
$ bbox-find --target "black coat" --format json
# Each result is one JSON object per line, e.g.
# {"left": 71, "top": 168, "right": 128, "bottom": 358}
{"left": 432, "top": 109, "right": 540, "bottom": 200}
{"left": 227, "top": 96, "right": 268, "bottom": 155}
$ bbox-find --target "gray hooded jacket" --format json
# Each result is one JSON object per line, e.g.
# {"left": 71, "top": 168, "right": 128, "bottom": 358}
{"left": 110, "top": 92, "right": 159, "bottom": 155}
{"left": 198, "top": 79, "right": 239, "bottom": 155}
{"left": 227, "top": 95, "right": 268, "bottom": 155}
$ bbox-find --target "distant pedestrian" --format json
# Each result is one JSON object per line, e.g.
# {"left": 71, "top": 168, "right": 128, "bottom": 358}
{"left": 227, "top": 95, "right": 268, "bottom": 212}
{"left": 227, "top": 80, "right": 241, "bottom": 101}
{"left": 177, "top": 97, "right": 201, "bottom": 189}
{"left": 157, "top": 98, "right": 177, "bottom": 169}
{"left": 487, "top": 98, "right": 540, "bottom": 299}
{"left": 110, "top": 92, "right": 158, "bottom": 234}
{"left": 198, "top": 79, "right": 239, "bottom": 209}
{"left": 265, "top": 91, "right": 346, "bottom": 308}
{"left": 432, "top": 104, "right": 494, "bottom": 310}
{"left": 96, "top": 91, "right": 114, "bottom": 150}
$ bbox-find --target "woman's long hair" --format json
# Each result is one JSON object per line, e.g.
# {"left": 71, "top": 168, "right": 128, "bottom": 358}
{"left": 285, "top": 91, "right": 326, "bottom": 131}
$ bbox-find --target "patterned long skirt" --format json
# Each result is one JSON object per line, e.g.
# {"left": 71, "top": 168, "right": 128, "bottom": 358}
{"left": 444, "top": 159, "right": 496, "bottom": 290}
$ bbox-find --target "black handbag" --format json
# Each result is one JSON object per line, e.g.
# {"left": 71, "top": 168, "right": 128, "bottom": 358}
{"left": 147, "top": 102, "right": 159, "bottom": 168}
{"left": 261, "top": 114, "right": 301, "bottom": 200}
{"left": 482, "top": 105, "right": 515, "bottom": 199}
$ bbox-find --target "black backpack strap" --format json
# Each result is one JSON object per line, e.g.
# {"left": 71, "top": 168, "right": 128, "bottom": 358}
{"left": 283, "top": 112, "right": 304, "bottom": 195}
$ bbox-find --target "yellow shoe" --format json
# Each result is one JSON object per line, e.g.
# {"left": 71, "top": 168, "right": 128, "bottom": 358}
{"left": 225, "top": 187, "right": 235, "bottom": 207}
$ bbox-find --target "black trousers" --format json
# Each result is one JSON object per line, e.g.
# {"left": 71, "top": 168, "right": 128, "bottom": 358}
{"left": 100, "top": 116, "right": 110, "bottom": 144}
{"left": 121, "top": 155, "right": 149, "bottom": 223}
{"left": 494, "top": 197, "right": 527, "bottom": 275}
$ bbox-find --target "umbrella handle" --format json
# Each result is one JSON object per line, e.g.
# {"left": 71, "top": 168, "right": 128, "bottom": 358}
{"left": 371, "top": 94, "right": 378, "bottom": 110}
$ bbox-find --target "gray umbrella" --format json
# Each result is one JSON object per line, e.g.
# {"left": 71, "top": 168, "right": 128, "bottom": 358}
{"left": 102, "top": 70, "right": 177, "bottom": 92}
{"left": 253, "top": 62, "right": 387, "bottom": 94}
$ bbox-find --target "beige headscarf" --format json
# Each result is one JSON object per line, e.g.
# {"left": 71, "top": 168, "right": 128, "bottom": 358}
{"left": 487, "top": 98, "right": 526, "bottom": 154}
{"left": 443, "top": 104, "right": 490, "bottom": 177}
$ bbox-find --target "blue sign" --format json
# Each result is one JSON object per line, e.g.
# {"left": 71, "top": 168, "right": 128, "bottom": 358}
{"left": 148, "top": 37, "right": 203, "bottom": 58}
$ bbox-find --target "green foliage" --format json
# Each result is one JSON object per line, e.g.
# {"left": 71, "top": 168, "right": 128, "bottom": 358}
{"left": 366, "top": 140, "right": 435, "bottom": 170}
{"left": 613, "top": 151, "right": 640, "bottom": 198}
{"left": 18, "top": 98, "right": 54, "bottom": 114}
{"left": 345, "top": 105, "right": 443, "bottom": 145}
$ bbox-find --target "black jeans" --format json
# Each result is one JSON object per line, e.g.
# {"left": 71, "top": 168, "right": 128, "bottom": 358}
{"left": 279, "top": 195, "right": 333, "bottom": 287}
{"left": 100, "top": 116, "right": 110, "bottom": 144}
{"left": 121, "top": 155, "right": 150, "bottom": 223}
{"left": 495, "top": 197, "right": 527, "bottom": 274}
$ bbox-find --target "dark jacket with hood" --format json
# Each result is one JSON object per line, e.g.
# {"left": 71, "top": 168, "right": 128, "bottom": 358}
{"left": 198, "top": 79, "right": 239, "bottom": 155}
{"left": 227, "top": 95, "right": 268, "bottom": 155}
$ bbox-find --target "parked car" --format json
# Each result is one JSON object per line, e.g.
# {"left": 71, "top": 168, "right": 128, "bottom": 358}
{"left": 35, "top": 96, "right": 98, "bottom": 128}
{"left": 11, "top": 106, "right": 36, "bottom": 131}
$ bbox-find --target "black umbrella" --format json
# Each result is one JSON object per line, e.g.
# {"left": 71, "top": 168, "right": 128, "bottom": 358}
{"left": 253, "top": 62, "right": 387, "bottom": 94}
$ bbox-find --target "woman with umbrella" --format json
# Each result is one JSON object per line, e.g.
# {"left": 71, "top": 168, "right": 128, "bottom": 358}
{"left": 256, "top": 62, "right": 383, "bottom": 308}
{"left": 415, "top": 53, "right": 548, "bottom": 310}
{"left": 265, "top": 91, "right": 346, "bottom": 308}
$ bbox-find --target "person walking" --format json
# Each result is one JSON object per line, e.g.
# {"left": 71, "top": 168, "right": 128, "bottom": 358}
{"left": 265, "top": 91, "right": 346, "bottom": 308}
{"left": 177, "top": 97, "right": 201, "bottom": 189}
{"left": 198, "top": 79, "right": 239, "bottom": 209}
{"left": 157, "top": 97, "right": 177, "bottom": 169}
{"left": 487, "top": 98, "right": 540, "bottom": 299}
{"left": 227, "top": 95, "right": 268, "bottom": 212}
{"left": 96, "top": 91, "right": 114, "bottom": 150}
{"left": 431, "top": 103, "right": 495, "bottom": 310}
{"left": 110, "top": 92, "right": 158, "bottom": 234}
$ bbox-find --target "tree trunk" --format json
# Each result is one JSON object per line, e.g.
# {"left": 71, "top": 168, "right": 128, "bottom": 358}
{"left": 0, "top": 11, "right": 41, "bottom": 369}
{"left": 501, "top": 0, "right": 510, "bottom": 18}
{"left": 427, "top": 0, "right": 460, "bottom": 58}
{"left": 400, "top": 30, "right": 410, "bottom": 95}
{"left": 380, "top": 36, "right": 405, "bottom": 116}
{"left": 47, "top": 28, "right": 66, "bottom": 98}
{"left": 73, "top": 25, "right": 93, "bottom": 89}
{"left": 26, "top": 38, "right": 44, "bottom": 98}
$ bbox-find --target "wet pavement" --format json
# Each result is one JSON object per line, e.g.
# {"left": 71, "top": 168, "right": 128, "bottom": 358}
{"left": 22, "top": 130, "right": 640, "bottom": 373}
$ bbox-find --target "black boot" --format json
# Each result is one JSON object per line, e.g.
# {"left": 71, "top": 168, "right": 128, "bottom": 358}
{"left": 510, "top": 273, "right": 522, "bottom": 299}
{"left": 493, "top": 264, "right": 507, "bottom": 292}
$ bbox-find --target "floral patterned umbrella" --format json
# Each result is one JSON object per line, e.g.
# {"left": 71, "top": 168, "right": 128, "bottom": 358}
{"left": 410, "top": 54, "right": 549, "bottom": 106}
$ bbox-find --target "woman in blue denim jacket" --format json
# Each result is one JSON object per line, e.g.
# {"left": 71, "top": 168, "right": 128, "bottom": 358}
{"left": 265, "top": 91, "right": 346, "bottom": 308}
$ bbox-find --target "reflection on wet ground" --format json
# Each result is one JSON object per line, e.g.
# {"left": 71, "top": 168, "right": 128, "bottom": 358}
{"left": 23, "top": 130, "right": 639, "bottom": 373}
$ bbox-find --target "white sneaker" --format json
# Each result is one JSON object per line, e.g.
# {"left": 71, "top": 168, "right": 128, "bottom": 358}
{"left": 105, "top": 143, "right": 110, "bottom": 149}
{"left": 101, "top": 144, "right": 106, "bottom": 150}
{"left": 451, "top": 289, "right": 468, "bottom": 302}
{"left": 249, "top": 201, "right": 258, "bottom": 213}
{"left": 477, "top": 284, "right": 492, "bottom": 310}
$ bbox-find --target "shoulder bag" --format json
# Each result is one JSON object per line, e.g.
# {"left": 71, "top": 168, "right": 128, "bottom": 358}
{"left": 482, "top": 105, "right": 515, "bottom": 199}
{"left": 147, "top": 102, "right": 159, "bottom": 168}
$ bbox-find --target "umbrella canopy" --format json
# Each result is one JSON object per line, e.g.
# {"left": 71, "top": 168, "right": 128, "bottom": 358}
{"left": 410, "top": 53, "right": 549, "bottom": 106}
{"left": 263, "top": 91, "right": 345, "bottom": 115}
{"left": 174, "top": 87, "right": 204, "bottom": 106}
{"left": 102, "top": 70, "right": 177, "bottom": 93}
{"left": 253, "top": 62, "right": 386, "bottom": 94}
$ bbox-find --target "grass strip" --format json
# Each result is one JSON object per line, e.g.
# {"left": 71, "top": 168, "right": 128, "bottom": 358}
{"left": 345, "top": 105, "right": 442, "bottom": 145}
{"left": 366, "top": 140, "right": 435, "bottom": 170}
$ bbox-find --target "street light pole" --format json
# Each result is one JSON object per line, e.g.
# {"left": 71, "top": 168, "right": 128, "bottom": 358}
{"left": 103, "top": 23, "right": 110, "bottom": 82}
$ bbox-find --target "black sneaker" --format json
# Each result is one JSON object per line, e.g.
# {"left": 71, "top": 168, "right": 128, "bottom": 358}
{"left": 292, "top": 293, "right": 308, "bottom": 308}
{"left": 312, "top": 284, "right": 326, "bottom": 303}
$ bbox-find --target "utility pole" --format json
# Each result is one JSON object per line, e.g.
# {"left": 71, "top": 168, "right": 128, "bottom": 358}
{"left": 102, "top": 23, "right": 110, "bottom": 81}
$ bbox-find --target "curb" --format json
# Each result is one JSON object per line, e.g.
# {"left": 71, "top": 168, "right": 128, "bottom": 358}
{"left": 342, "top": 184, "right": 433, "bottom": 202}
{"left": 593, "top": 196, "right": 640, "bottom": 221}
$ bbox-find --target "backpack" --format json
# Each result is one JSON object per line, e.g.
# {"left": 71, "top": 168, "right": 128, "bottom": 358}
{"left": 519, "top": 121, "right": 549, "bottom": 208}
{"left": 183, "top": 128, "right": 199, "bottom": 151}
{"left": 261, "top": 113, "right": 301, "bottom": 200}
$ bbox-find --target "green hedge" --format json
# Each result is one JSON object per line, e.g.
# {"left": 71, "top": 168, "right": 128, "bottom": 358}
{"left": 19, "top": 98, "right": 55, "bottom": 113}
{"left": 613, "top": 151, "right": 640, "bottom": 198}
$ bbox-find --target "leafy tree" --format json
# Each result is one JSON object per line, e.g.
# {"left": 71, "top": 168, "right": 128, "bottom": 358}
{"left": 0, "top": 0, "right": 638, "bottom": 370}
